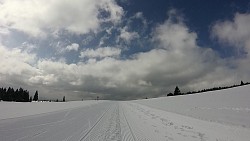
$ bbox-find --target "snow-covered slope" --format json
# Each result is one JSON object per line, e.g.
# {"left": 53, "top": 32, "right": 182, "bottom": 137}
{"left": 0, "top": 85, "right": 250, "bottom": 141}
{"left": 134, "top": 85, "right": 250, "bottom": 128}
{"left": 121, "top": 102, "right": 250, "bottom": 141}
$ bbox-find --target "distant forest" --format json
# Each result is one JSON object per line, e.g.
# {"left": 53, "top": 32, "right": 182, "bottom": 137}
{"left": 0, "top": 87, "right": 67, "bottom": 102}
{"left": 168, "top": 81, "right": 250, "bottom": 97}
{"left": 0, "top": 87, "right": 38, "bottom": 102}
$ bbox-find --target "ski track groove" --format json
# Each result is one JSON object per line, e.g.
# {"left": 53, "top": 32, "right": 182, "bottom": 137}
{"left": 0, "top": 107, "right": 82, "bottom": 133}
{"left": 123, "top": 103, "right": 152, "bottom": 141}
{"left": 15, "top": 129, "right": 47, "bottom": 141}
{"left": 121, "top": 104, "right": 137, "bottom": 141}
{"left": 83, "top": 103, "right": 122, "bottom": 141}
{"left": 104, "top": 103, "right": 121, "bottom": 141}
{"left": 0, "top": 102, "right": 111, "bottom": 141}
{"left": 3, "top": 110, "right": 80, "bottom": 141}
{"left": 79, "top": 103, "right": 113, "bottom": 141}
{"left": 1, "top": 116, "right": 71, "bottom": 132}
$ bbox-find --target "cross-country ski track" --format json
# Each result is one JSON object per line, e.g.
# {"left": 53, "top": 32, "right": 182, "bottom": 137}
{"left": 1, "top": 85, "right": 250, "bottom": 141}
{"left": 0, "top": 101, "right": 250, "bottom": 141}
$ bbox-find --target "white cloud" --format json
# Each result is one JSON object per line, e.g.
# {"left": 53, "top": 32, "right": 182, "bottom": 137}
{"left": 132, "top": 12, "right": 147, "bottom": 26}
{"left": 134, "top": 12, "right": 143, "bottom": 19}
{"left": 82, "top": 35, "right": 94, "bottom": 45}
{"left": 212, "top": 12, "right": 250, "bottom": 53}
{"left": 154, "top": 18, "right": 196, "bottom": 50}
{"left": 29, "top": 74, "right": 58, "bottom": 85}
{"left": 0, "top": 45, "right": 37, "bottom": 65}
{"left": 212, "top": 12, "right": 250, "bottom": 81}
{"left": 0, "top": 26, "right": 9, "bottom": 35}
{"left": 53, "top": 43, "right": 79, "bottom": 54}
{"left": 20, "top": 42, "right": 37, "bottom": 53}
{"left": 66, "top": 43, "right": 79, "bottom": 52}
{"left": 80, "top": 47, "right": 121, "bottom": 58}
{"left": 138, "top": 80, "right": 152, "bottom": 86}
{"left": 0, "top": 0, "right": 123, "bottom": 37}
{"left": 118, "top": 26, "right": 139, "bottom": 43}
{"left": 0, "top": 44, "right": 38, "bottom": 85}
{"left": 142, "top": 10, "right": 236, "bottom": 91}
{"left": 0, "top": 9, "right": 246, "bottom": 100}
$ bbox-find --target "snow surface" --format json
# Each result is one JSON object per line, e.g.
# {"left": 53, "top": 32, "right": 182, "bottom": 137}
{"left": 0, "top": 101, "right": 103, "bottom": 120}
{"left": 135, "top": 85, "right": 250, "bottom": 128}
{"left": 0, "top": 85, "right": 250, "bottom": 140}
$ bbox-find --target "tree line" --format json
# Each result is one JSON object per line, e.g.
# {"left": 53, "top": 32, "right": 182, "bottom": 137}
{"left": 167, "top": 81, "right": 250, "bottom": 97}
{"left": 0, "top": 87, "right": 38, "bottom": 102}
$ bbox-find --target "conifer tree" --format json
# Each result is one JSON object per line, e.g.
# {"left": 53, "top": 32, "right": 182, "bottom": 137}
{"left": 23, "top": 90, "right": 29, "bottom": 102}
{"left": 174, "top": 86, "right": 181, "bottom": 95}
{"left": 241, "top": 80, "right": 244, "bottom": 85}
{"left": 33, "top": 90, "right": 38, "bottom": 101}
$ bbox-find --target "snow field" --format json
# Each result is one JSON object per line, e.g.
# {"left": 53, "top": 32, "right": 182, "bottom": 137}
{"left": 135, "top": 85, "right": 250, "bottom": 128}
{"left": 0, "top": 101, "right": 104, "bottom": 120}
{"left": 0, "top": 102, "right": 111, "bottom": 141}
{"left": 1, "top": 85, "right": 250, "bottom": 141}
{"left": 123, "top": 102, "right": 250, "bottom": 141}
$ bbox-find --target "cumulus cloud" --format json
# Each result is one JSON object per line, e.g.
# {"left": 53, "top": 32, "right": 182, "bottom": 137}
{"left": 24, "top": 11, "right": 235, "bottom": 100}
{"left": 0, "top": 26, "right": 9, "bottom": 35}
{"left": 80, "top": 47, "right": 121, "bottom": 59}
{"left": 0, "top": 0, "right": 123, "bottom": 37}
{"left": 131, "top": 12, "right": 147, "bottom": 27}
{"left": 212, "top": 12, "right": 250, "bottom": 81}
{"left": 0, "top": 44, "right": 38, "bottom": 87}
{"left": 53, "top": 42, "right": 79, "bottom": 54}
{"left": 20, "top": 42, "right": 38, "bottom": 53}
{"left": 117, "top": 26, "right": 139, "bottom": 44}
{"left": 66, "top": 43, "right": 79, "bottom": 52}
{"left": 116, "top": 12, "right": 148, "bottom": 45}
{"left": 0, "top": 7, "right": 246, "bottom": 100}
{"left": 113, "top": 12, "right": 148, "bottom": 48}
{"left": 29, "top": 74, "right": 58, "bottom": 85}
{"left": 212, "top": 12, "right": 250, "bottom": 53}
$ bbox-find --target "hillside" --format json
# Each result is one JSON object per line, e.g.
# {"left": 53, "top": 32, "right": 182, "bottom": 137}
{"left": 135, "top": 85, "right": 250, "bottom": 128}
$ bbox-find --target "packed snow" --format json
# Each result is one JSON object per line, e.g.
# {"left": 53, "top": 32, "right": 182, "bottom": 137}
{"left": 0, "top": 101, "right": 103, "bottom": 120}
{"left": 0, "top": 85, "right": 250, "bottom": 141}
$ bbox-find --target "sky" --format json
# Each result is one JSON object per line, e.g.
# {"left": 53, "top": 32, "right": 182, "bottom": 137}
{"left": 0, "top": 0, "right": 250, "bottom": 100}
